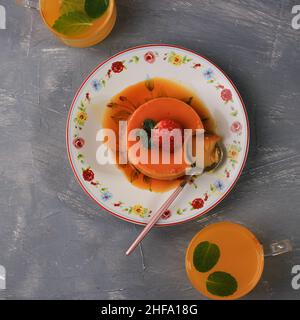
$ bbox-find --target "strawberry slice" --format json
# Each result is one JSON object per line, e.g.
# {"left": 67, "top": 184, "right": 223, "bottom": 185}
{"left": 152, "top": 119, "right": 183, "bottom": 153}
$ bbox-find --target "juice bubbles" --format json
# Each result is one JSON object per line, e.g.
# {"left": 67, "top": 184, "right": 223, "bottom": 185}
{"left": 185, "top": 222, "right": 264, "bottom": 300}
{"left": 40, "top": 0, "right": 117, "bottom": 47}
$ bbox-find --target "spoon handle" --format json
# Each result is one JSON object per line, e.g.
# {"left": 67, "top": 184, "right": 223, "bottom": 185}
{"left": 126, "top": 179, "right": 188, "bottom": 256}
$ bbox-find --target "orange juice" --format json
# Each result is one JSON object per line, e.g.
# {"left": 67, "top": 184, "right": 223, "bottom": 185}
{"left": 185, "top": 222, "right": 264, "bottom": 300}
{"left": 40, "top": 0, "right": 117, "bottom": 47}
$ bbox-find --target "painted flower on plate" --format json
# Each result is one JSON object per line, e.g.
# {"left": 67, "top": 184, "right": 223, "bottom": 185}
{"left": 203, "top": 68, "right": 214, "bottom": 80}
{"left": 101, "top": 191, "right": 113, "bottom": 202}
{"left": 111, "top": 61, "right": 125, "bottom": 73}
{"left": 169, "top": 53, "right": 184, "bottom": 66}
{"left": 231, "top": 121, "right": 242, "bottom": 133}
{"left": 193, "top": 63, "right": 201, "bottom": 69}
{"left": 161, "top": 210, "right": 171, "bottom": 219}
{"left": 144, "top": 51, "right": 156, "bottom": 63}
{"left": 82, "top": 168, "right": 94, "bottom": 182}
{"left": 228, "top": 144, "right": 240, "bottom": 162}
{"left": 76, "top": 110, "right": 88, "bottom": 126}
{"left": 221, "top": 88, "right": 233, "bottom": 102}
{"left": 191, "top": 198, "right": 204, "bottom": 209}
{"left": 91, "top": 79, "right": 101, "bottom": 91}
{"left": 214, "top": 179, "right": 225, "bottom": 192}
{"left": 131, "top": 204, "right": 147, "bottom": 217}
{"left": 73, "top": 137, "right": 85, "bottom": 149}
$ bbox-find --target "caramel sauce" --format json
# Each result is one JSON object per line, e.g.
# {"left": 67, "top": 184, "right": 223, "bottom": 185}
{"left": 102, "top": 78, "right": 216, "bottom": 192}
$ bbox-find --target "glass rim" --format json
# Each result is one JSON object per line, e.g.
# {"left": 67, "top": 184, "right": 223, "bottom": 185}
{"left": 38, "top": 0, "right": 116, "bottom": 41}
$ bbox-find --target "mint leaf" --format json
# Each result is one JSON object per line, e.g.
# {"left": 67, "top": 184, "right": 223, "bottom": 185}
{"left": 142, "top": 119, "right": 156, "bottom": 135}
{"left": 60, "top": 0, "right": 85, "bottom": 14}
{"left": 193, "top": 241, "right": 220, "bottom": 272}
{"left": 85, "top": 0, "right": 109, "bottom": 19}
{"left": 206, "top": 271, "right": 238, "bottom": 297}
{"left": 53, "top": 11, "right": 93, "bottom": 36}
{"left": 142, "top": 119, "right": 156, "bottom": 149}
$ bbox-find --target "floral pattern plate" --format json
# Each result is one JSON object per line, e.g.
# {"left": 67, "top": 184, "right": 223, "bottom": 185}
{"left": 66, "top": 45, "right": 249, "bottom": 226}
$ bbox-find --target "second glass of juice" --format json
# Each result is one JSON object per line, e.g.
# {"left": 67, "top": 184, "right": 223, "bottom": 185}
{"left": 39, "top": 0, "right": 117, "bottom": 48}
{"left": 185, "top": 222, "right": 264, "bottom": 300}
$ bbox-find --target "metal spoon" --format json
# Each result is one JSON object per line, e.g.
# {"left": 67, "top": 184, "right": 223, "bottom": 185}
{"left": 125, "top": 143, "right": 224, "bottom": 256}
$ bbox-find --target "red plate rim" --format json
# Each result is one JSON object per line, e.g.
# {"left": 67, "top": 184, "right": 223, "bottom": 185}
{"left": 66, "top": 44, "right": 250, "bottom": 227}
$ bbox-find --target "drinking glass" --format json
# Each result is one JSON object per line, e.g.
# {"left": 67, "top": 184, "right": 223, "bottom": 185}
{"left": 185, "top": 220, "right": 293, "bottom": 300}
{"left": 16, "top": 0, "right": 117, "bottom": 47}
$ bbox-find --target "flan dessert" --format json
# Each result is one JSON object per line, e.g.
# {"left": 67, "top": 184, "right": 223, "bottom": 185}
{"left": 102, "top": 77, "right": 222, "bottom": 192}
{"left": 126, "top": 97, "right": 221, "bottom": 180}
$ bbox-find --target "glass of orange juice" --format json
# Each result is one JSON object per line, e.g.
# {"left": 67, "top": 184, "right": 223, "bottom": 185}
{"left": 17, "top": 0, "right": 117, "bottom": 48}
{"left": 185, "top": 221, "right": 292, "bottom": 300}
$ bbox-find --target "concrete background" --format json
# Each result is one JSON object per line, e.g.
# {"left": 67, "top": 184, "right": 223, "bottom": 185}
{"left": 0, "top": 0, "right": 299, "bottom": 299}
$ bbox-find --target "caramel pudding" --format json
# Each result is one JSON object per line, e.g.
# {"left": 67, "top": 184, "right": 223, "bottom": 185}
{"left": 126, "top": 97, "right": 220, "bottom": 180}
{"left": 103, "top": 78, "right": 221, "bottom": 192}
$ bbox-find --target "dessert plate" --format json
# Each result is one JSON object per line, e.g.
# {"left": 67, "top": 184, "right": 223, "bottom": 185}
{"left": 66, "top": 44, "right": 249, "bottom": 226}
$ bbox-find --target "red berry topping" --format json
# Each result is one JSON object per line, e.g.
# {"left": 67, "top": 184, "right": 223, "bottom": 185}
{"left": 152, "top": 119, "right": 183, "bottom": 152}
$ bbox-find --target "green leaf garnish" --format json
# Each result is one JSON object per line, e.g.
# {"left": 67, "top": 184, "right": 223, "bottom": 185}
{"left": 142, "top": 119, "right": 156, "bottom": 149}
{"left": 53, "top": 11, "right": 93, "bottom": 35}
{"left": 142, "top": 119, "right": 156, "bottom": 135}
{"left": 85, "top": 0, "right": 109, "bottom": 19}
{"left": 60, "top": 0, "right": 85, "bottom": 14}
{"left": 193, "top": 241, "right": 220, "bottom": 272}
{"left": 134, "top": 129, "right": 151, "bottom": 149}
{"left": 206, "top": 271, "right": 238, "bottom": 297}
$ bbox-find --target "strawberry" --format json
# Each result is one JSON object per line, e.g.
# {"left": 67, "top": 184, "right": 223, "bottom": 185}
{"left": 152, "top": 119, "right": 183, "bottom": 152}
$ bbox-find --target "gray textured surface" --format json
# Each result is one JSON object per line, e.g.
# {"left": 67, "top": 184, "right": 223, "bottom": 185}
{"left": 0, "top": 0, "right": 299, "bottom": 300}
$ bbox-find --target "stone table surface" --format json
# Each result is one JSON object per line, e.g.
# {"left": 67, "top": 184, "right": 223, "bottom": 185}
{"left": 0, "top": 0, "right": 299, "bottom": 300}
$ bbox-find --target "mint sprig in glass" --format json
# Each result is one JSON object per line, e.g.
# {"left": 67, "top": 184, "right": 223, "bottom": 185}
{"left": 36, "top": 0, "right": 116, "bottom": 47}
{"left": 53, "top": 0, "right": 110, "bottom": 36}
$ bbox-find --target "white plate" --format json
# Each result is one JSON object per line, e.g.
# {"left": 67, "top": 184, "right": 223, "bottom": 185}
{"left": 66, "top": 44, "right": 249, "bottom": 226}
